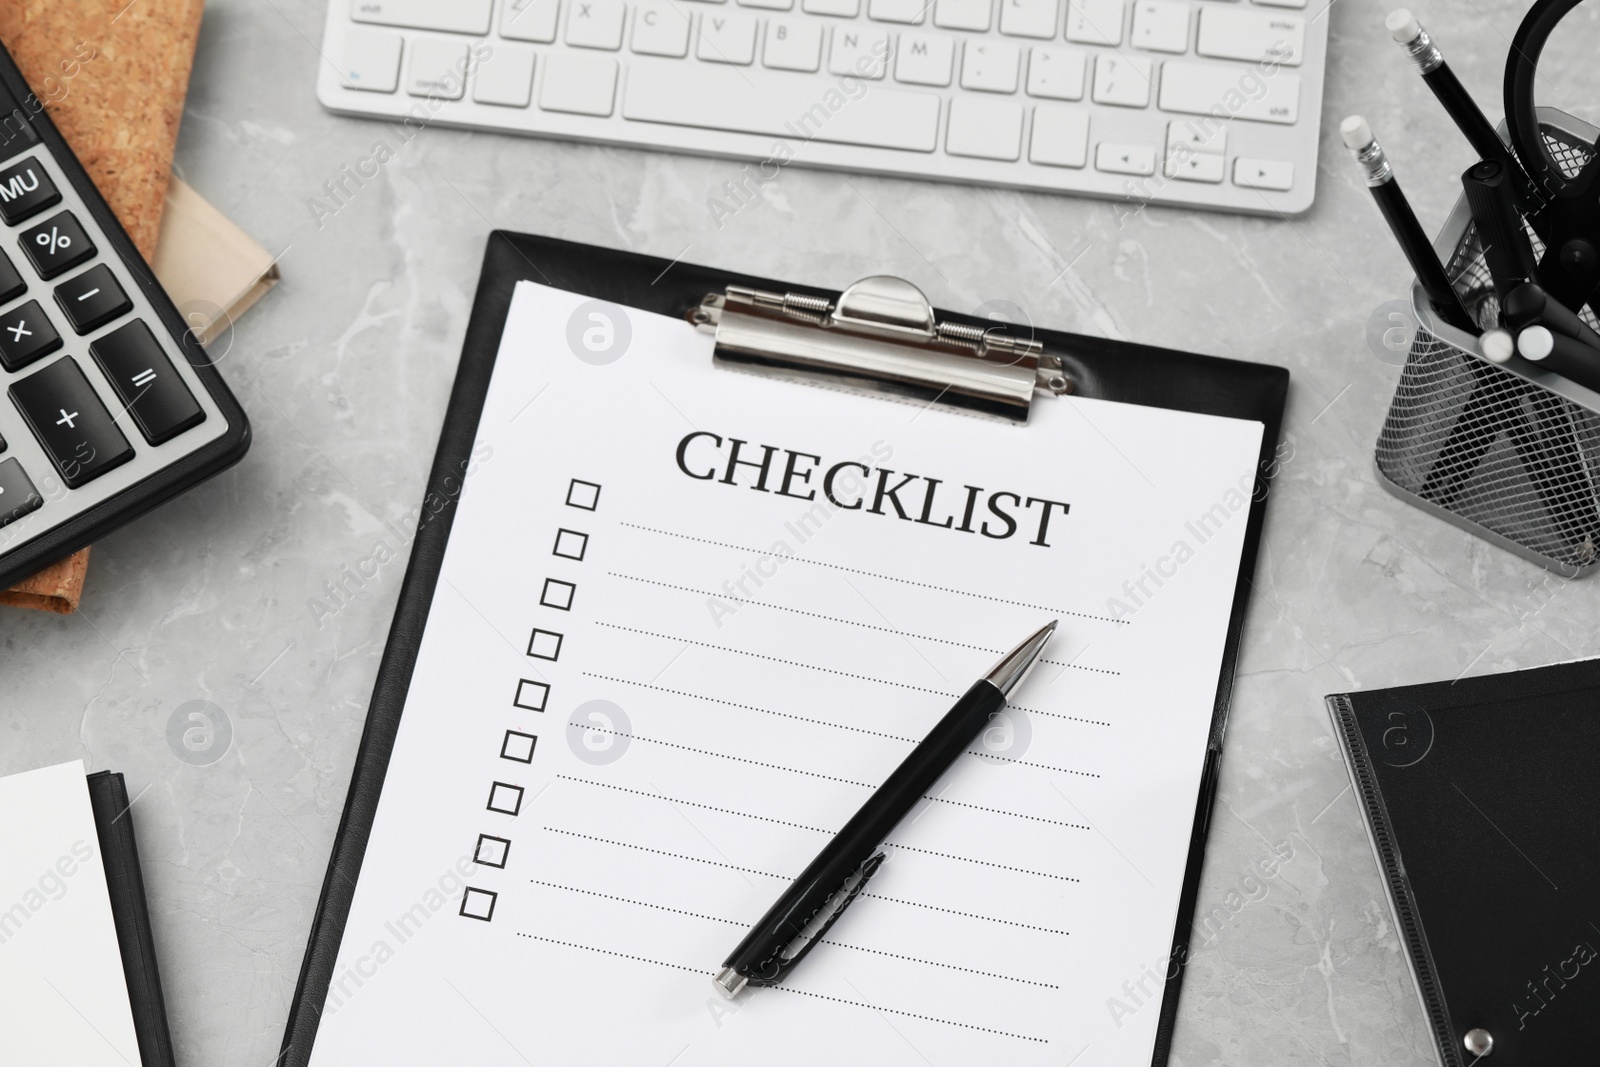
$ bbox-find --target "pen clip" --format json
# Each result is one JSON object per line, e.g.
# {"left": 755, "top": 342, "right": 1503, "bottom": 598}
{"left": 750, "top": 852, "right": 885, "bottom": 987}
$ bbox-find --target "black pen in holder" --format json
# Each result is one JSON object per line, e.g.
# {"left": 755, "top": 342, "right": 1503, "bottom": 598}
{"left": 1374, "top": 108, "right": 1600, "bottom": 576}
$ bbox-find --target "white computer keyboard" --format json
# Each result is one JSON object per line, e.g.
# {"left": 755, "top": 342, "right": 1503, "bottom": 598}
{"left": 319, "top": 0, "right": 1327, "bottom": 214}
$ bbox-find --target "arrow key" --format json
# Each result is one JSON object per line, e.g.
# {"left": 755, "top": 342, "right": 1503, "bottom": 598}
{"left": 1233, "top": 157, "right": 1293, "bottom": 191}
{"left": 1094, "top": 142, "right": 1156, "bottom": 176}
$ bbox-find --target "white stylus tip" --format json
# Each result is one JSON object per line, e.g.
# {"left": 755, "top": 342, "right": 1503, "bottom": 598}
{"left": 1480, "top": 329, "right": 1514, "bottom": 364}
{"left": 1340, "top": 116, "right": 1375, "bottom": 151}
{"left": 1518, "top": 326, "right": 1555, "bottom": 361}
{"left": 1386, "top": 8, "right": 1421, "bottom": 42}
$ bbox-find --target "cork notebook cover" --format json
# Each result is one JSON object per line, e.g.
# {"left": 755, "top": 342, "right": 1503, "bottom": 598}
{"left": 0, "top": 0, "right": 205, "bottom": 614}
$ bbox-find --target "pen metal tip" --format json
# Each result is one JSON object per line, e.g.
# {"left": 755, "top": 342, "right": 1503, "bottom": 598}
{"left": 984, "top": 621, "right": 1056, "bottom": 698}
{"left": 712, "top": 965, "right": 748, "bottom": 999}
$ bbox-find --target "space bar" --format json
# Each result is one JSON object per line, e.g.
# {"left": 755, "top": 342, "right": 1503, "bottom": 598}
{"left": 622, "top": 63, "right": 940, "bottom": 153}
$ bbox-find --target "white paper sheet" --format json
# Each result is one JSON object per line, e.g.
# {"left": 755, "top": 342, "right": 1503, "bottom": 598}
{"left": 308, "top": 282, "right": 1264, "bottom": 1066}
{"left": 0, "top": 760, "right": 142, "bottom": 1066}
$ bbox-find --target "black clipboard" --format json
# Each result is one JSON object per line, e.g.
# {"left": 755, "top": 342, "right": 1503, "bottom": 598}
{"left": 279, "top": 231, "right": 1289, "bottom": 1067}
{"left": 1327, "top": 660, "right": 1600, "bottom": 1066}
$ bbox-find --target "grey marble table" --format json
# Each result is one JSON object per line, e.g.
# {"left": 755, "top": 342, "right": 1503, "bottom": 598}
{"left": 6, "top": 0, "right": 1599, "bottom": 1063}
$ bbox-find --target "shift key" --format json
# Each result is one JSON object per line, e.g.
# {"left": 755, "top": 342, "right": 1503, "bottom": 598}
{"left": 91, "top": 321, "right": 205, "bottom": 445}
{"left": 9, "top": 356, "right": 134, "bottom": 488}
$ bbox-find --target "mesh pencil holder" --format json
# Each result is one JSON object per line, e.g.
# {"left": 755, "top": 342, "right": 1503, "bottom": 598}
{"left": 1374, "top": 108, "right": 1600, "bottom": 578}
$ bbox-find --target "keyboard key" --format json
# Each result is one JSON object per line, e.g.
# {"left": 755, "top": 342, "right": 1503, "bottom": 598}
{"left": 623, "top": 60, "right": 940, "bottom": 150}
{"left": 947, "top": 97, "right": 1022, "bottom": 159}
{"left": 0, "top": 300, "right": 62, "bottom": 372}
{"left": 0, "top": 457, "right": 44, "bottom": 530}
{"left": 1166, "top": 152, "right": 1224, "bottom": 181}
{"left": 895, "top": 33, "right": 954, "bottom": 85}
{"left": 740, "top": 0, "right": 793, "bottom": 10}
{"left": 20, "top": 211, "right": 94, "bottom": 280}
{"left": 89, "top": 321, "right": 206, "bottom": 446}
{"left": 961, "top": 40, "right": 1020, "bottom": 92}
{"left": 999, "top": 0, "right": 1058, "bottom": 38}
{"left": 339, "top": 29, "right": 403, "bottom": 92}
{"left": 869, "top": 0, "right": 926, "bottom": 22}
{"left": 764, "top": 19, "right": 823, "bottom": 69}
{"left": 349, "top": 0, "right": 493, "bottom": 33}
{"left": 829, "top": 27, "right": 890, "bottom": 77}
{"left": 803, "top": 0, "right": 860, "bottom": 14}
{"left": 635, "top": 1, "right": 693, "bottom": 55}
{"left": 1253, "top": 0, "right": 1306, "bottom": 8}
{"left": 1160, "top": 62, "right": 1299, "bottom": 123}
{"left": 1066, "top": 0, "right": 1123, "bottom": 44}
{"left": 407, "top": 38, "right": 468, "bottom": 98}
{"left": 934, "top": 0, "right": 990, "bottom": 29}
{"left": 8, "top": 357, "right": 134, "bottom": 489}
{"left": 1091, "top": 53, "right": 1150, "bottom": 106}
{"left": 539, "top": 52, "right": 619, "bottom": 113}
{"left": 1095, "top": 142, "right": 1155, "bottom": 175}
{"left": 54, "top": 265, "right": 132, "bottom": 335}
{"left": 1166, "top": 119, "right": 1225, "bottom": 155}
{"left": 1233, "top": 157, "right": 1293, "bottom": 190}
{"left": 1198, "top": 7, "right": 1304, "bottom": 65}
{"left": 566, "top": 0, "right": 626, "bottom": 48}
{"left": 0, "top": 157, "right": 61, "bottom": 225}
{"left": 1029, "top": 105, "right": 1089, "bottom": 166}
{"left": 1027, "top": 46, "right": 1085, "bottom": 99}
{"left": 474, "top": 44, "right": 536, "bottom": 105}
{"left": 1132, "top": 0, "right": 1189, "bottom": 52}
{"left": 501, "top": 0, "right": 560, "bottom": 41}
{"left": 699, "top": 12, "right": 759, "bottom": 63}
{"left": 0, "top": 248, "right": 25, "bottom": 305}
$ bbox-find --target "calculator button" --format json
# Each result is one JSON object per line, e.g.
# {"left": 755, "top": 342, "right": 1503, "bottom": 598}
{"left": 0, "top": 157, "right": 62, "bottom": 225}
{"left": 0, "top": 248, "right": 25, "bottom": 305}
{"left": 54, "top": 265, "right": 131, "bottom": 334}
{"left": 90, "top": 321, "right": 205, "bottom": 445}
{"left": 0, "top": 300, "right": 63, "bottom": 371}
{"left": 0, "top": 456, "right": 44, "bottom": 528}
{"left": 8, "top": 357, "right": 134, "bottom": 489}
{"left": 20, "top": 211, "right": 95, "bottom": 280}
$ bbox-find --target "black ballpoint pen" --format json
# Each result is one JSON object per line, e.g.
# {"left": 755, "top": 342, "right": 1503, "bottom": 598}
{"left": 712, "top": 620, "right": 1056, "bottom": 997}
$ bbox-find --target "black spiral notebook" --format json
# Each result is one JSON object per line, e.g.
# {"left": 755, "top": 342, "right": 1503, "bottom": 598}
{"left": 1328, "top": 661, "right": 1599, "bottom": 1066}
{"left": 281, "top": 233, "right": 1289, "bottom": 1067}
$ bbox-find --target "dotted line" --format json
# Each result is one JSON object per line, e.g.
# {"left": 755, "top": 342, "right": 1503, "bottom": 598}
{"left": 883, "top": 842, "right": 1079, "bottom": 882}
{"left": 530, "top": 880, "right": 742, "bottom": 927}
{"left": 1008, "top": 703, "right": 1112, "bottom": 728}
{"left": 862, "top": 893, "right": 1071, "bottom": 937}
{"left": 564, "top": 723, "right": 876, "bottom": 788}
{"left": 556, "top": 775, "right": 834, "bottom": 834}
{"left": 767, "top": 987, "right": 1049, "bottom": 1043}
{"left": 516, "top": 933, "right": 710, "bottom": 976}
{"left": 619, "top": 522, "right": 1125, "bottom": 625}
{"left": 584, "top": 673, "right": 918, "bottom": 743}
{"left": 814, "top": 939, "right": 1058, "bottom": 989}
{"left": 918, "top": 795, "right": 1089, "bottom": 831}
{"left": 529, "top": 879, "right": 1057, "bottom": 989}
{"left": 543, "top": 827, "right": 789, "bottom": 880}
{"left": 608, "top": 572, "right": 1122, "bottom": 676}
{"left": 963, "top": 751, "right": 1100, "bottom": 779}
{"left": 608, "top": 573, "right": 1003, "bottom": 653}
{"left": 597, "top": 623, "right": 953, "bottom": 698}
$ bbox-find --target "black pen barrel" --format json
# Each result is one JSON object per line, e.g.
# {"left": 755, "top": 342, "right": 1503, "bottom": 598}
{"left": 1372, "top": 178, "right": 1476, "bottom": 332}
{"left": 1462, "top": 160, "right": 1538, "bottom": 302}
{"left": 722, "top": 678, "right": 1005, "bottom": 980}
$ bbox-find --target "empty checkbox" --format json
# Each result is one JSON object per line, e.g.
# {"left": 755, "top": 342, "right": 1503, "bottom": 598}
{"left": 474, "top": 834, "right": 510, "bottom": 868}
{"left": 501, "top": 730, "right": 538, "bottom": 763}
{"left": 513, "top": 679, "right": 549, "bottom": 711}
{"left": 552, "top": 528, "right": 589, "bottom": 561}
{"left": 540, "top": 578, "right": 576, "bottom": 611}
{"left": 527, "top": 628, "right": 563, "bottom": 661}
{"left": 487, "top": 781, "right": 524, "bottom": 815}
{"left": 566, "top": 479, "right": 601, "bottom": 511}
{"left": 460, "top": 887, "right": 497, "bottom": 921}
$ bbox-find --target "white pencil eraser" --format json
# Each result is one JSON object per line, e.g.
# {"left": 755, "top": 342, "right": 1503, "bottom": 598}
{"left": 1386, "top": 8, "right": 1421, "bottom": 42}
{"left": 1480, "top": 329, "right": 1515, "bottom": 364}
{"left": 1518, "top": 326, "right": 1555, "bottom": 361}
{"left": 1340, "top": 116, "right": 1375, "bottom": 151}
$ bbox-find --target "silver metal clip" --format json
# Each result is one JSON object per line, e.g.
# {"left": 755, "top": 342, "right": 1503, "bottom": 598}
{"left": 690, "top": 275, "right": 1071, "bottom": 422}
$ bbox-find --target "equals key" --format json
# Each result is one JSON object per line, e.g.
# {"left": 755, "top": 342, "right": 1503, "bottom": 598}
{"left": 90, "top": 321, "right": 205, "bottom": 446}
